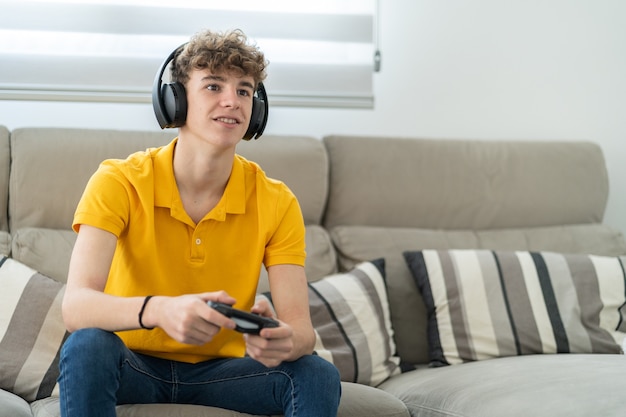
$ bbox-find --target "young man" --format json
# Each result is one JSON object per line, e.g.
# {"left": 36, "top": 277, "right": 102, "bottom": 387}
{"left": 58, "top": 29, "right": 341, "bottom": 417}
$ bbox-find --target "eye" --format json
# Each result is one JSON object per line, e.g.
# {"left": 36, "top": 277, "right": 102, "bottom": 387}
{"left": 206, "top": 84, "right": 219, "bottom": 91}
{"left": 238, "top": 89, "right": 251, "bottom": 97}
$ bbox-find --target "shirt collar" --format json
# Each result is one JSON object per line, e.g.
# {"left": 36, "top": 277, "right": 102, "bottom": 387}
{"left": 154, "top": 138, "right": 246, "bottom": 222}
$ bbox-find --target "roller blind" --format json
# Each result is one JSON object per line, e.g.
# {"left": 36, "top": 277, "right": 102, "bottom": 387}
{"left": 0, "top": 0, "right": 377, "bottom": 108}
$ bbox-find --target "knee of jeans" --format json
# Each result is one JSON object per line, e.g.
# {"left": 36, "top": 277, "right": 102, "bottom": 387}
{"left": 61, "top": 328, "right": 125, "bottom": 365}
{"left": 301, "top": 355, "right": 341, "bottom": 388}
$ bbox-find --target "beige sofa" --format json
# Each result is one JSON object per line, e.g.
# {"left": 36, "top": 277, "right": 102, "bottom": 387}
{"left": 2, "top": 126, "right": 626, "bottom": 417}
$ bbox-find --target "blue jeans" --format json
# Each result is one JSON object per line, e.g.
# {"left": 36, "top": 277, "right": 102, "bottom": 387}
{"left": 58, "top": 328, "right": 341, "bottom": 417}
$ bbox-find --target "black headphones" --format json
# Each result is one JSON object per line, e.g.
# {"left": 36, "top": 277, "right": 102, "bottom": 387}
{"left": 152, "top": 44, "right": 269, "bottom": 140}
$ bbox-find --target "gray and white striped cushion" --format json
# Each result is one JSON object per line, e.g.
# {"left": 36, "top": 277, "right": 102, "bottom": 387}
{"left": 261, "top": 259, "right": 402, "bottom": 386}
{"left": 0, "top": 256, "right": 67, "bottom": 401}
{"left": 404, "top": 250, "right": 626, "bottom": 366}
{"left": 308, "top": 259, "right": 401, "bottom": 386}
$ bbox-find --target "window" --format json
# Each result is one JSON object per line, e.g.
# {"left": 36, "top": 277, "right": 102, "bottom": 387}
{"left": 0, "top": 0, "right": 377, "bottom": 108}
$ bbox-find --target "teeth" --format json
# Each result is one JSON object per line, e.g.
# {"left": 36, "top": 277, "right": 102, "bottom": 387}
{"left": 216, "top": 117, "right": 237, "bottom": 124}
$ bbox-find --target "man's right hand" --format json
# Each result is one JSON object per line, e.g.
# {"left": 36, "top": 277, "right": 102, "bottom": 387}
{"left": 142, "top": 291, "right": 237, "bottom": 345}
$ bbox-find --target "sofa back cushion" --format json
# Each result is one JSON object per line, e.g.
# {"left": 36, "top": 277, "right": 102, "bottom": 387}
{"left": 9, "top": 129, "right": 328, "bottom": 231}
{"left": 11, "top": 228, "right": 76, "bottom": 284}
{"left": 8, "top": 128, "right": 335, "bottom": 284}
{"left": 237, "top": 135, "right": 328, "bottom": 225}
{"left": 323, "top": 135, "right": 609, "bottom": 230}
{"left": 0, "top": 126, "right": 9, "bottom": 233}
{"left": 9, "top": 128, "right": 174, "bottom": 232}
{"left": 0, "top": 232, "right": 9, "bottom": 257}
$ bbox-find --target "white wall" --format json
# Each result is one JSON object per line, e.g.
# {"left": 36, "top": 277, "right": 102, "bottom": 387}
{"left": 2, "top": 0, "right": 626, "bottom": 235}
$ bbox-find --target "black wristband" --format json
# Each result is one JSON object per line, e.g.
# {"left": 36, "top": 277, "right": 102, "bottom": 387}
{"left": 138, "top": 295, "right": 155, "bottom": 330}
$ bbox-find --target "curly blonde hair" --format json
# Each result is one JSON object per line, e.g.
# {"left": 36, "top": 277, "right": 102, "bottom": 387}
{"left": 171, "top": 29, "right": 267, "bottom": 86}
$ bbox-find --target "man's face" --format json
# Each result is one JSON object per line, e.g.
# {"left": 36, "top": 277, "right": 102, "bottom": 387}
{"left": 182, "top": 68, "right": 255, "bottom": 146}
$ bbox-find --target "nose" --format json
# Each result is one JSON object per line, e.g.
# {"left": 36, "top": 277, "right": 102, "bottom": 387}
{"left": 220, "top": 86, "right": 240, "bottom": 109}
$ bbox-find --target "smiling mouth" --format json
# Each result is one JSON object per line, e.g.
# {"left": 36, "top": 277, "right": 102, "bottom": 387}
{"left": 215, "top": 117, "right": 239, "bottom": 125}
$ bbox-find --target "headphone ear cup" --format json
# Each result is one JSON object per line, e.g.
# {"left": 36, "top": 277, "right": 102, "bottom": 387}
{"left": 161, "top": 82, "right": 187, "bottom": 128}
{"left": 243, "top": 82, "right": 269, "bottom": 140}
{"left": 243, "top": 96, "right": 265, "bottom": 140}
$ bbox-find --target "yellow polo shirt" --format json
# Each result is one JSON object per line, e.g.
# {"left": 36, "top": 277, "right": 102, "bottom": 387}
{"left": 73, "top": 138, "right": 306, "bottom": 363}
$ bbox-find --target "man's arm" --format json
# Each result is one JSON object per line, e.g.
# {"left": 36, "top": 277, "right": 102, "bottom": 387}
{"left": 62, "top": 224, "right": 142, "bottom": 332}
{"left": 245, "top": 264, "right": 316, "bottom": 367}
{"left": 62, "top": 224, "right": 236, "bottom": 342}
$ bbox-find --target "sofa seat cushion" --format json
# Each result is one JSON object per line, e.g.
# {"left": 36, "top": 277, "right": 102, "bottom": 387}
{"left": 0, "top": 389, "right": 32, "bottom": 417}
{"left": 405, "top": 249, "right": 626, "bottom": 365}
{"left": 30, "top": 382, "right": 410, "bottom": 417}
{"left": 31, "top": 399, "right": 265, "bottom": 417}
{"left": 379, "top": 354, "right": 626, "bottom": 417}
{"left": 330, "top": 224, "right": 626, "bottom": 365}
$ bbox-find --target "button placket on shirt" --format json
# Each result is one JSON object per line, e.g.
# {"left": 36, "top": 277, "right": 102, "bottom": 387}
{"left": 190, "top": 224, "right": 207, "bottom": 261}
{"left": 190, "top": 206, "right": 225, "bottom": 261}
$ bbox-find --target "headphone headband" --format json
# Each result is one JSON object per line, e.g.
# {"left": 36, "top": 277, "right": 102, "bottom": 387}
{"left": 152, "top": 43, "right": 269, "bottom": 140}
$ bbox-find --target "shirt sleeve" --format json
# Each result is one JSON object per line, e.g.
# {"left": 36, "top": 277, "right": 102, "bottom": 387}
{"left": 72, "top": 161, "right": 131, "bottom": 237}
{"left": 263, "top": 183, "right": 307, "bottom": 268}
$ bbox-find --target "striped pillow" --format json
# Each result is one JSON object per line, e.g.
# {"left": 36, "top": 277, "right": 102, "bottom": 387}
{"left": 404, "top": 250, "right": 626, "bottom": 366}
{"left": 0, "top": 256, "right": 68, "bottom": 401}
{"left": 307, "top": 259, "right": 401, "bottom": 386}
{"left": 262, "top": 259, "right": 402, "bottom": 386}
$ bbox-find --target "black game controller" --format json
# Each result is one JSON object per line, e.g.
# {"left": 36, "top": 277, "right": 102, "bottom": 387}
{"left": 207, "top": 301, "right": 279, "bottom": 335}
